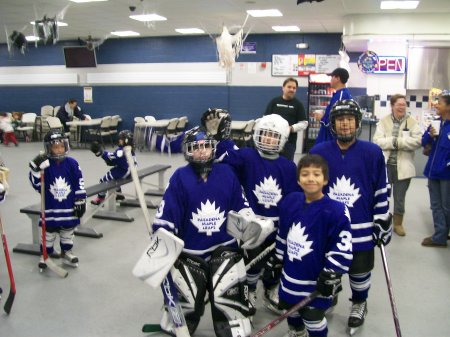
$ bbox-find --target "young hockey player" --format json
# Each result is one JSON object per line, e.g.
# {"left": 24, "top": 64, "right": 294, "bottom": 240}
{"left": 152, "top": 126, "right": 272, "bottom": 337}
{"left": 201, "top": 109, "right": 307, "bottom": 316}
{"left": 90, "top": 130, "right": 136, "bottom": 205}
{"left": 29, "top": 130, "right": 87, "bottom": 268}
{"left": 275, "top": 154, "right": 352, "bottom": 337}
{"left": 310, "top": 99, "right": 391, "bottom": 335}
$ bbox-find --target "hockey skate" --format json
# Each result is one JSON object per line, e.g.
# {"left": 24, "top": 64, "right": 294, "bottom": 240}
{"left": 38, "top": 255, "right": 47, "bottom": 272}
{"left": 348, "top": 300, "right": 367, "bottom": 335}
{"left": 284, "top": 326, "right": 308, "bottom": 337}
{"left": 62, "top": 250, "right": 79, "bottom": 268}
{"left": 263, "top": 284, "right": 283, "bottom": 315}
{"left": 90, "top": 196, "right": 105, "bottom": 205}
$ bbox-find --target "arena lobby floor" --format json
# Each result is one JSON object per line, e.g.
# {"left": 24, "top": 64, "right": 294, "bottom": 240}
{"left": 0, "top": 142, "right": 449, "bottom": 337}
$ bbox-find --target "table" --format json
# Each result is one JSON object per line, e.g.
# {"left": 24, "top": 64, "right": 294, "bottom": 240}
{"left": 135, "top": 119, "right": 170, "bottom": 151}
{"left": 67, "top": 118, "right": 102, "bottom": 147}
{"left": 230, "top": 120, "right": 248, "bottom": 131}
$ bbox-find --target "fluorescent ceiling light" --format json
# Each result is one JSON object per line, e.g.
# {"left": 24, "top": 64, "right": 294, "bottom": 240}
{"left": 272, "top": 26, "right": 300, "bottom": 32}
{"left": 111, "top": 30, "right": 140, "bottom": 37}
{"left": 70, "top": 0, "right": 109, "bottom": 3}
{"left": 247, "top": 9, "right": 283, "bottom": 17}
{"left": 380, "top": 1, "right": 419, "bottom": 10}
{"left": 175, "top": 28, "right": 205, "bottom": 34}
{"left": 129, "top": 14, "right": 167, "bottom": 22}
{"left": 30, "top": 21, "right": 68, "bottom": 27}
{"left": 25, "top": 35, "right": 40, "bottom": 42}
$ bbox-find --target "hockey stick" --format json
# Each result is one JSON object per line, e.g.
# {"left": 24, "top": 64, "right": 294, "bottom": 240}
{"left": 123, "top": 146, "right": 190, "bottom": 337}
{"left": 245, "top": 242, "right": 275, "bottom": 272}
{"left": 0, "top": 211, "right": 16, "bottom": 314}
{"left": 40, "top": 171, "right": 68, "bottom": 278}
{"left": 251, "top": 291, "right": 319, "bottom": 337}
{"left": 380, "top": 245, "right": 402, "bottom": 337}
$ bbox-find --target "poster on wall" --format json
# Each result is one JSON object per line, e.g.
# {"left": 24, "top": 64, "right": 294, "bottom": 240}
{"left": 272, "top": 54, "right": 340, "bottom": 76}
{"left": 84, "top": 87, "right": 93, "bottom": 103}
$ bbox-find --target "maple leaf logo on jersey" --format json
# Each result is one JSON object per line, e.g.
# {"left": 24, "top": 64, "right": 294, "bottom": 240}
{"left": 191, "top": 200, "right": 226, "bottom": 236}
{"left": 286, "top": 222, "right": 313, "bottom": 261}
{"left": 328, "top": 175, "right": 361, "bottom": 208}
{"left": 49, "top": 176, "right": 71, "bottom": 202}
{"left": 253, "top": 176, "right": 282, "bottom": 209}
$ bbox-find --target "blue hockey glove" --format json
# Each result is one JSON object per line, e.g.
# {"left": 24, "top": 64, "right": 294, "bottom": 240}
{"left": 372, "top": 214, "right": 393, "bottom": 246}
{"left": 316, "top": 269, "right": 342, "bottom": 297}
{"left": 29, "top": 153, "right": 50, "bottom": 172}
{"left": 74, "top": 199, "right": 86, "bottom": 218}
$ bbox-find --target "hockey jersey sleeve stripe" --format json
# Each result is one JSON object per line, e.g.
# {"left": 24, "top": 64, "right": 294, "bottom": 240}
{"left": 45, "top": 216, "right": 78, "bottom": 221}
{"left": 374, "top": 201, "right": 388, "bottom": 208}
{"left": 326, "top": 256, "right": 350, "bottom": 272}
{"left": 282, "top": 270, "right": 316, "bottom": 285}
{"left": 48, "top": 208, "right": 77, "bottom": 213}
{"left": 373, "top": 212, "right": 391, "bottom": 221}
{"left": 153, "top": 218, "right": 176, "bottom": 230}
{"left": 281, "top": 282, "right": 317, "bottom": 297}
{"left": 352, "top": 235, "right": 373, "bottom": 243}
{"left": 374, "top": 186, "right": 389, "bottom": 197}
{"left": 325, "top": 251, "right": 353, "bottom": 259}
{"left": 276, "top": 235, "right": 286, "bottom": 245}
{"left": 350, "top": 222, "right": 373, "bottom": 230}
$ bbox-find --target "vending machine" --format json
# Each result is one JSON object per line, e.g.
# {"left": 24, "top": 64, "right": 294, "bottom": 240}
{"left": 304, "top": 73, "right": 333, "bottom": 151}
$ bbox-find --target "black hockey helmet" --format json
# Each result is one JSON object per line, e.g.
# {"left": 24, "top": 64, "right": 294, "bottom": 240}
{"left": 183, "top": 126, "right": 217, "bottom": 175}
{"left": 329, "top": 99, "right": 362, "bottom": 143}
{"left": 118, "top": 130, "right": 134, "bottom": 146}
{"left": 44, "top": 129, "right": 69, "bottom": 160}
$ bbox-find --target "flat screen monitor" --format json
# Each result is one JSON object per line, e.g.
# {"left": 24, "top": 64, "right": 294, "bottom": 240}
{"left": 63, "top": 46, "right": 97, "bottom": 68}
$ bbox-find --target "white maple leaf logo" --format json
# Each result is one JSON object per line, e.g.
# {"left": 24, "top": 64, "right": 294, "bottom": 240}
{"left": 49, "top": 176, "right": 71, "bottom": 202}
{"left": 287, "top": 222, "right": 313, "bottom": 261}
{"left": 328, "top": 175, "right": 361, "bottom": 208}
{"left": 191, "top": 200, "right": 225, "bottom": 236}
{"left": 253, "top": 176, "right": 282, "bottom": 209}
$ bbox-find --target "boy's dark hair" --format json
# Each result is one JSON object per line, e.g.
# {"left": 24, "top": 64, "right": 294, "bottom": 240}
{"left": 297, "top": 154, "right": 329, "bottom": 181}
{"left": 68, "top": 98, "right": 77, "bottom": 104}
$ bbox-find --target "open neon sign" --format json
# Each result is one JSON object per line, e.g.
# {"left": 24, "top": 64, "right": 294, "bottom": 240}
{"left": 374, "top": 56, "right": 406, "bottom": 74}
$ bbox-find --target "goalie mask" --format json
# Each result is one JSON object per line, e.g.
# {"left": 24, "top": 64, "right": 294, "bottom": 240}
{"left": 330, "top": 99, "right": 362, "bottom": 143}
{"left": 183, "top": 126, "right": 217, "bottom": 175}
{"left": 118, "top": 130, "right": 134, "bottom": 147}
{"left": 253, "top": 114, "right": 290, "bottom": 158}
{"left": 44, "top": 130, "right": 69, "bottom": 160}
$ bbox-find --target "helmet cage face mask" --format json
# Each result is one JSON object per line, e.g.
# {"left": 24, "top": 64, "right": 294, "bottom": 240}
{"left": 330, "top": 100, "right": 362, "bottom": 143}
{"left": 183, "top": 128, "right": 217, "bottom": 175}
{"left": 45, "top": 135, "right": 69, "bottom": 160}
{"left": 253, "top": 115, "right": 289, "bottom": 155}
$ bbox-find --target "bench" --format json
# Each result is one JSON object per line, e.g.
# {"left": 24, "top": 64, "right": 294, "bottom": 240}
{"left": 14, "top": 164, "right": 171, "bottom": 256}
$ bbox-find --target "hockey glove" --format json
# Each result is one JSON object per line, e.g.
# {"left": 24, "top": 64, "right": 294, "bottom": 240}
{"left": 74, "top": 199, "right": 86, "bottom": 218}
{"left": 316, "top": 269, "right": 342, "bottom": 297}
{"left": 262, "top": 252, "right": 283, "bottom": 284}
{"left": 201, "top": 108, "right": 231, "bottom": 141}
{"left": 29, "top": 153, "right": 50, "bottom": 172}
{"left": 291, "top": 121, "right": 309, "bottom": 133}
{"left": 372, "top": 214, "right": 393, "bottom": 247}
{"left": 90, "top": 141, "right": 104, "bottom": 157}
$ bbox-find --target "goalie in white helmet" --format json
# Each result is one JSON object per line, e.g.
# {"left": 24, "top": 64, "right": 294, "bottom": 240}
{"left": 202, "top": 110, "right": 300, "bottom": 317}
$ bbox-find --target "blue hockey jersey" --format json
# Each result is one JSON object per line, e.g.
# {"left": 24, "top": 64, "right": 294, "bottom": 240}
{"left": 29, "top": 157, "right": 86, "bottom": 228}
{"left": 101, "top": 145, "right": 136, "bottom": 179}
{"left": 277, "top": 192, "right": 352, "bottom": 309}
{"left": 310, "top": 140, "right": 390, "bottom": 252}
{"left": 152, "top": 163, "right": 249, "bottom": 261}
{"left": 216, "top": 140, "right": 300, "bottom": 238}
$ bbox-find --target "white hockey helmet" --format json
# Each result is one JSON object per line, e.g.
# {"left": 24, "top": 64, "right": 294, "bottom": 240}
{"left": 253, "top": 114, "right": 290, "bottom": 156}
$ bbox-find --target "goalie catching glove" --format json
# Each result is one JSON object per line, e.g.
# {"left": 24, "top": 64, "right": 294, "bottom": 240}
{"left": 372, "top": 214, "right": 393, "bottom": 247}
{"left": 226, "top": 209, "right": 275, "bottom": 249}
{"left": 201, "top": 108, "right": 231, "bottom": 141}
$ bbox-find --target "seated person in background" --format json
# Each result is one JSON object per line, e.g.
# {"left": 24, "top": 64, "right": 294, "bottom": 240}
{"left": 90, "top": 130, "right": 137, "bottom": 205}
{"left": 56, "top": 98, "right": 91, "bottom": 132}
{"left": 276, "top": 154, "right": 352, "bottom": 337}
{"left": 0, "top": 113, "right": 18, "bottom": 146}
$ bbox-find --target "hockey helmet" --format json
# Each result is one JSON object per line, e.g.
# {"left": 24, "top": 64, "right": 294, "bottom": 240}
{"left": 118, "top": 130, "right": 134, "bottom": 147}
{"left": 183, "top": 126, "right": 217, "bottom": 175}
{"left": 329, "top": 99, "right": 362, "bottom": 143}
{"left": 253, "top": 114, "right": 290, "bottom": 157}
{"left": 44, "top": 130, "right": 69, "bottom": 160}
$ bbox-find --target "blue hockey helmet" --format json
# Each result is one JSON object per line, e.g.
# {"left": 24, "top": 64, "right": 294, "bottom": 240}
{"left": 183, "top": 126, "right": 217, "bottom": 175}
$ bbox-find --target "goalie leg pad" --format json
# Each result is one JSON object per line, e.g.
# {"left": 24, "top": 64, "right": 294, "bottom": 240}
{"left": 209, "top": 246, "right": 252, "bottom": 337}
{"left": 170, "top": 252, "right": 209, "bottom": 335}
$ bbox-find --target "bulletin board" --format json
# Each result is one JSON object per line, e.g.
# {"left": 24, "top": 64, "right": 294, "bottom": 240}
{"left": 272, "top": 54, "right": 340, "bottom": 76}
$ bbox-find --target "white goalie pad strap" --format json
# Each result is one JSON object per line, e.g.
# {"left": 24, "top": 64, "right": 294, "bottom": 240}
{"left": 227, "top": 210, "right": 275, "bottom": 250}
{"left": 229, "top": 318, "right": 252, "bottom": 337}
{"left": 132, "top": 227, "right": 184, "bottom": 288}
{"left": 291, "top": 121, "right": 309, "bottom": 133}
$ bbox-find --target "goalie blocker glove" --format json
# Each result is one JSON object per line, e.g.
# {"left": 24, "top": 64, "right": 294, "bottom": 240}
{"left": 316, "top": 269, "right": 342, "bottom": 297}
{"left": 90, "top": 141, "right": 104, "bottom": 157}
{"left": 372, "top": 214, "right": 393, "bottom": 246}
{"left": 29, "top": 153, "right": 50, "bottom": 172}
{"left": 201, "top": 108, "right": 231, "bottom": 141}
{"left": 74, "top": 199, "right": 86, "bottom": 218}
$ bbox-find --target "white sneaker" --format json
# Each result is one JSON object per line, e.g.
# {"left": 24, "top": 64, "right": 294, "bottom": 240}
{"left": 62, "top": 250, "right": 79, "bottom": 268}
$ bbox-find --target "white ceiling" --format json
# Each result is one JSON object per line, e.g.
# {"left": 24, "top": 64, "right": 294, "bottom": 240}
{"left": 1, "top": 0, "right": 449, "bottom": 44}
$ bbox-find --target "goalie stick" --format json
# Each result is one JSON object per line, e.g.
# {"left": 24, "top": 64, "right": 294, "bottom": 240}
{"left": 251, "top": 291, "right": 319, "bottom": 337}
{"left": 380, "top": 244, "right": 402, "bottom": 337}
{"left": 40, "top": 171, "right": 68, "bottom": 278}
{"left": 0, "top": 211, "right": 16, "bottom": 314}
{"left": 124, "top": 146, "right": 190, "bottom": 337}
